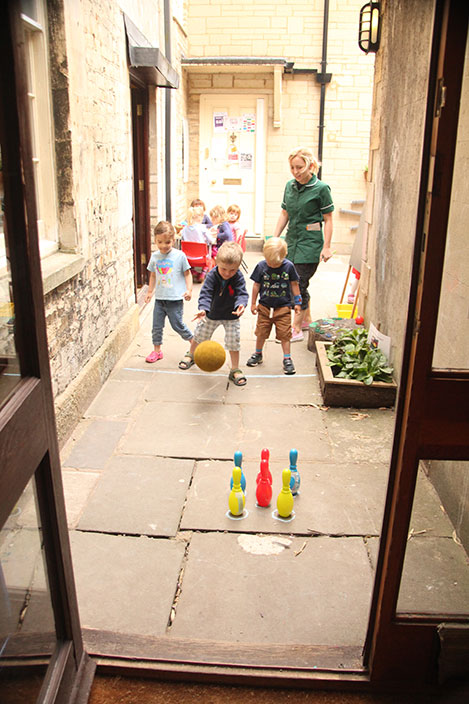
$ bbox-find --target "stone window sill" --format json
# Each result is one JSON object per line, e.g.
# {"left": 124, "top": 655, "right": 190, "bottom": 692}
{"left": 41, "top": 252, "right": 85, "bottom": 295}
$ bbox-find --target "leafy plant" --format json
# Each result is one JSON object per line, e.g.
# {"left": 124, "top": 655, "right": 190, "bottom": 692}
{"left": 326, "top": 328, "right": 394, "bottom": 385}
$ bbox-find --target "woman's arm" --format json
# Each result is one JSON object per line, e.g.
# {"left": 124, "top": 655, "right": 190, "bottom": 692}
{"left": 272, "top": 209, "right": 289, "bottom": 238}
{"left": 320, "top": 211, "right": 333, "bottom": 262}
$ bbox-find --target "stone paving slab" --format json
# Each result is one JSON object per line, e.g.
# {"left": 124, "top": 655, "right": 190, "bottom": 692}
{"left": 77, "top": 456, "right": 194, "bottom": 536}
{"left": 70, "top": 531, "right": 185, "bottom": 635}
{"left": 326, "top": 408, "right": 395, "bottom": 463}
{"left": 398, "top": 536, "right": 469, "bottom": 614}
{"left": 180, "top": 460, "right": 388, "bottom": 535}
{"left": 144, "top": 369, "right": 229, "bottom": 403}
{"left": 62, "top": 419, "right": 128, "bottom": 470}
{"left": 169, "top": 532, "right": 373, "bottom": 646}
{"left": 84, "top": 379, "right": 147, "bottom": 418}
{"left": 120, "top": 401, "right": 331, "bottom": 462}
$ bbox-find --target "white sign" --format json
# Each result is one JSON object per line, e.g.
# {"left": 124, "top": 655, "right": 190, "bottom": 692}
{"left": 368, "top": 322, "right": 391, "bottom": 360}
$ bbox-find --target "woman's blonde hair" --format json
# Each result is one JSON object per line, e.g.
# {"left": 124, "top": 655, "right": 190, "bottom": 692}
{"left": 288, "top": 147, "right": 320, "bottom": 176}
{"left": 263, "top": 237, "right": 287, "bottom": 268}
{"left": 216, "top": 241, "right": 243, "bottom": 267}
{"left": 210, "top": 204, "right": 226, "bottom": 222}
{"left": 187, "top": 206, "right": 204, "bottom": 225}
{"left": 154, "top": 221, "right": 175, "bottom": 239}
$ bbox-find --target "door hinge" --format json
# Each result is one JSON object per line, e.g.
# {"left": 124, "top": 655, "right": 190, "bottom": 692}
{"left": 139, "top": 179, "right": 144, "bottom": 191}
{"left": 435, "top": 78, "right": 446, "bottom": 117}
{"left": 137, "top": 104, "right": 143, "bottom": 116}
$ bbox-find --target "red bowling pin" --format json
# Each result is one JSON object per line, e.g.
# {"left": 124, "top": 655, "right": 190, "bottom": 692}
{"left": 256, "top": 460, "right": 272, "bottom": 507}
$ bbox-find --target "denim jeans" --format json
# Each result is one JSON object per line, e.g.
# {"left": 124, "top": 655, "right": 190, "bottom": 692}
{"left": 152, "top": 299, "right": 193, "bottom": 346}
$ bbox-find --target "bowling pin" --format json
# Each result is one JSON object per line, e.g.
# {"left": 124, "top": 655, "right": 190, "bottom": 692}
{"left": 256, "top": 459, "right": 272, "bottom": 507}
{"left": 276, "top": 468, "right": 294, "bottom": 518}
{"left": 257, "top": 449, "right": 272, "bottom": 485}
{"left": 230, "top": 450, "right": 246, "bottom": 492}
{"left": 289, "top": 448, "right": 300, "bottom": 496}
{"left": 229, "top": 467, "right": 245, "bottom": 517}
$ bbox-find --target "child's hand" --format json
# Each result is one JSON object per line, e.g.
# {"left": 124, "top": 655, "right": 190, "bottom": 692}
{"left": 294, "top": 304, "right": 302, "bottom": 314}
{"left": 251, "top": 304, "right": 258, "bottom": 315}
{"left": 184, "top": 291, "right": 192, "bottom": 301}
{"left": 234, "top": 304, "right": 245, "bottom": 317}
{"left": 192, "top": 310, "right": 206, "bottom": 321}
{"left": 145, "top": 292, "right": 153, "bottom": 304}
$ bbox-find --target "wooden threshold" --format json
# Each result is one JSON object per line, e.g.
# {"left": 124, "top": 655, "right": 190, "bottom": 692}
{"left": 83, "top": 629, "right": 368, "bottom": 687}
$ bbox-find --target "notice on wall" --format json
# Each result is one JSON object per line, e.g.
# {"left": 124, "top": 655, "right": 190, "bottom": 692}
{"left": 240, "top": 152, "right": 253, "bottom": 169}
{"left": 213, "top": 112, "right": 227, "bottom": 133}
{"left": 242, "top": 113, "right": 256, "bottom": 132}
{"left": 368, "top": 323, "right": 391, "bottom": 360}
{"left": 226, "top": 116, "right": 242, "bottom": 132}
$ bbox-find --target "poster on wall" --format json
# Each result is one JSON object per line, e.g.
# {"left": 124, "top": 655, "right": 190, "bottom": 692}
{"left": 242, "top": 113, "right": 256, "bottom": 132}
{"left": 213, "top": 112, "right": 227, "bottom": 133}
{"left": 240, "top": 152, "right": 253, "bottom": 169}
{"left": 226, "top": 116, "right": 242, "bottom": 132}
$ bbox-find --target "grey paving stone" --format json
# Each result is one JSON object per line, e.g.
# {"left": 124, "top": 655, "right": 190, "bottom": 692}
{"left": 85, "top": 379, "right": 146, "bottom": 417}
{"left": 325, "top": 407, "right": 395, "bottom": 463}
{"left": 180, "top": 460, "right": 388, "bottom": 535}
{"left": 121, "top": 402, "right": 242, "bottom": 459}
{"left": 77, "top": 455, "right": 194, "bottom": 536}
{"left": 169, "top": 532, "right": 373, "bottom": 646}
{"left": 70, "top": 531, "right": 185, "bottom": 635}
{"left": 145, "top": 369, "right": 229, "bottom": 403}
{"left": 63, "top": 419, "right": 128, "bottom": 469}
{"left": 398, "top": 536, "right": 469, "bottom": 615}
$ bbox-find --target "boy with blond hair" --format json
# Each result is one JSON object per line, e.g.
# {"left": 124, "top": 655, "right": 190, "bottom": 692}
{"left": 247, "top": 237, "right": 301, "bottom": 375}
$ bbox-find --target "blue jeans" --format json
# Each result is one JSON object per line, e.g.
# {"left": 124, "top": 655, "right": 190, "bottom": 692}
{"left": 152, "top": 299, "right": 193, "bottom": 346}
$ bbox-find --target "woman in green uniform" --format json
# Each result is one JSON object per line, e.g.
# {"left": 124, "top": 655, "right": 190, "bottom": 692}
{"left": 273, "top": 147, "right": 334, "bottom": 340}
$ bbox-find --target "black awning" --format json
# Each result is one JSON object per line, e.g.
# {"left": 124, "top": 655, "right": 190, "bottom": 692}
{"left": 124, "top": 14, "right": 179, "bottom": 89}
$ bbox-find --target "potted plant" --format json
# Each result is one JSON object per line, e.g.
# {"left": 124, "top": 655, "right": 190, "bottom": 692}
{"left": 315, "top": 328, "right": 397, "bottom": 407}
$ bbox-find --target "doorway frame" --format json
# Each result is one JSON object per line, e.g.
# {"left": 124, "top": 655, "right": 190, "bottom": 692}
{"left": 0, "top": 3, "right": 93, "bottom": 701}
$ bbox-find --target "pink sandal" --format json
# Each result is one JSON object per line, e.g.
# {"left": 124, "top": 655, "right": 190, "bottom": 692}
{"left": 145, "top": 350, "right": 163, "bottom": 363}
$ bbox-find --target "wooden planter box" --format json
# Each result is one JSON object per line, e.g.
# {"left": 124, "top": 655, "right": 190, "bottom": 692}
{"left": 315, "top": 341, "right": 397, "bottom": 408}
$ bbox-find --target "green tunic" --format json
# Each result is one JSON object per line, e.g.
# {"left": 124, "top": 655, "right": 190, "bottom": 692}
{"left": 281, "top": 175, "right": 334, "bottom": 264}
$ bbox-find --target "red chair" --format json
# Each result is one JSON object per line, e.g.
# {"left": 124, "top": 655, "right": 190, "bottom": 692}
{"left": 235, "top": 229, "right": 248, "bottom": 272}
{"left": 181, "top": 241, "right": 215, "bottom": 282}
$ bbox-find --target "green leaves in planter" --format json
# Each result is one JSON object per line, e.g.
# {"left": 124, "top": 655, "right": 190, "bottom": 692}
{"left": 326, "top": 328, "right": 394, "bottom": 385}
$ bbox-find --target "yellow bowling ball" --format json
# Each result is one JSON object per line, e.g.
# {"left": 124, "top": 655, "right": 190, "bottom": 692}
{"left": 194, "top": 340, "right": 226, "bottom": 372}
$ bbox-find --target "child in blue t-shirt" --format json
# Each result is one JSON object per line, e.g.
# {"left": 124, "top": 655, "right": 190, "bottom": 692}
{"left": 247, "top": 237, "right": 301, "bottom": 375}
{"left": 144, "top": 221, "right": 194, "bottom": 363}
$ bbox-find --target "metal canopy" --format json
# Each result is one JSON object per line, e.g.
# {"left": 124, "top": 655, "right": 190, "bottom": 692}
{"left": 124, "top": 14, "right": 179, "bottom": 89}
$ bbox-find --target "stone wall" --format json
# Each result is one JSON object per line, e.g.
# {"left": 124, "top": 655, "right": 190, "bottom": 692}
{"left": 181, "top": 0, "right": 374, "bottom": 251}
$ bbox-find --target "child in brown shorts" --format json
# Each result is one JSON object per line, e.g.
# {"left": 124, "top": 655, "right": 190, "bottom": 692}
{"left": 246, "top": 237, "right": 302, "bottom": 375}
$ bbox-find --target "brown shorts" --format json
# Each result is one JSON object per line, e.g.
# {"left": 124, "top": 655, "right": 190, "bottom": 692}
{"left": 255, "top": 304, "right": 292, "bottom": 342}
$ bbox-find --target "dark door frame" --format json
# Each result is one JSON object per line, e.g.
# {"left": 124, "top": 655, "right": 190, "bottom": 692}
{"left": 0, "top": 3, "right": 94, "bottom": 702}
{"left": 130, "top": 76, "right": 151, "bottom": 292}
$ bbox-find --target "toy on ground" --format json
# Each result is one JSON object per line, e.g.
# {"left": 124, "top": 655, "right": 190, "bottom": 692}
{"left": 228, "top": 467, "right": 245, "bottom": 517}
{"left": 194, "top": 340, "right": 226, "bottom": 372}
{"left": 256, "top": 459, "right": 272, "bottom": 508}
{"left": 230, "top": 450, "right": 246, "bottom": 493}
{"left": 256, "top": 448, "right": 272, "bottom": 485}
{"left": 277, "top": 468, "right": 294, "bottom": 518}
{"left": 289, "top": 448, "right": 300, "bottom": 496}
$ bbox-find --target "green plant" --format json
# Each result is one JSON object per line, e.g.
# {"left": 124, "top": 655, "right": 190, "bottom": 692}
{"left": 326, "top": 328, "right": 394, "bottom": 385}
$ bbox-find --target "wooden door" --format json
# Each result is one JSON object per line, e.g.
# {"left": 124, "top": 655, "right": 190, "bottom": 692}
{"left": 365, "top": 0, "right": 469, "bottom": 685}
{"left": 0, "top": 4, "right": 92, "bottom": 702}
{"left": 131, "top": 83, "right": 151, "bottom": 289}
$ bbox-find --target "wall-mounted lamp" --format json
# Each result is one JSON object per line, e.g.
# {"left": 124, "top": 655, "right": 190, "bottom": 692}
{"left": 358, "top": 1, "right": 381, "bottom": 54}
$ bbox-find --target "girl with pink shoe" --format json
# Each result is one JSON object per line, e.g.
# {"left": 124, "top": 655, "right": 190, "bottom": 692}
{"left": 144, "top": 221, "right": 194, "bottom": 363}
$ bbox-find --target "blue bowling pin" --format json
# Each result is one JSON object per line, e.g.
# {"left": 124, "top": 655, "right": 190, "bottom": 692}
{"left": 289, "top": 448, "right": 300, "bottom": 496}
{"left": 230, "top": 450, "right": 246, "bottom": 493}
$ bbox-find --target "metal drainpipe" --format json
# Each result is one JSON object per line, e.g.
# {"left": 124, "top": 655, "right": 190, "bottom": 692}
{"left": 317, "top": 0, "right": 330, "bottom": 180}
{"left": 164, "top": 0, "right": 172, "bottom": 221}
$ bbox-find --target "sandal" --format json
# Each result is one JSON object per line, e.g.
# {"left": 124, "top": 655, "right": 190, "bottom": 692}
{"left": 178, "top": 352, "right": 195, "bottom": 370}
{"left": 229, "top": 368, "right": 247, "bottom": 387}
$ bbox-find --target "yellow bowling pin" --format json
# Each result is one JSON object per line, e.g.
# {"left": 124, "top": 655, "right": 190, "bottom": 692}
{"left": 229, "top": 467, "right": 245, "bottom": 516}
{"left": 276, "top": 468, "right": 294, "bottom": 518}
